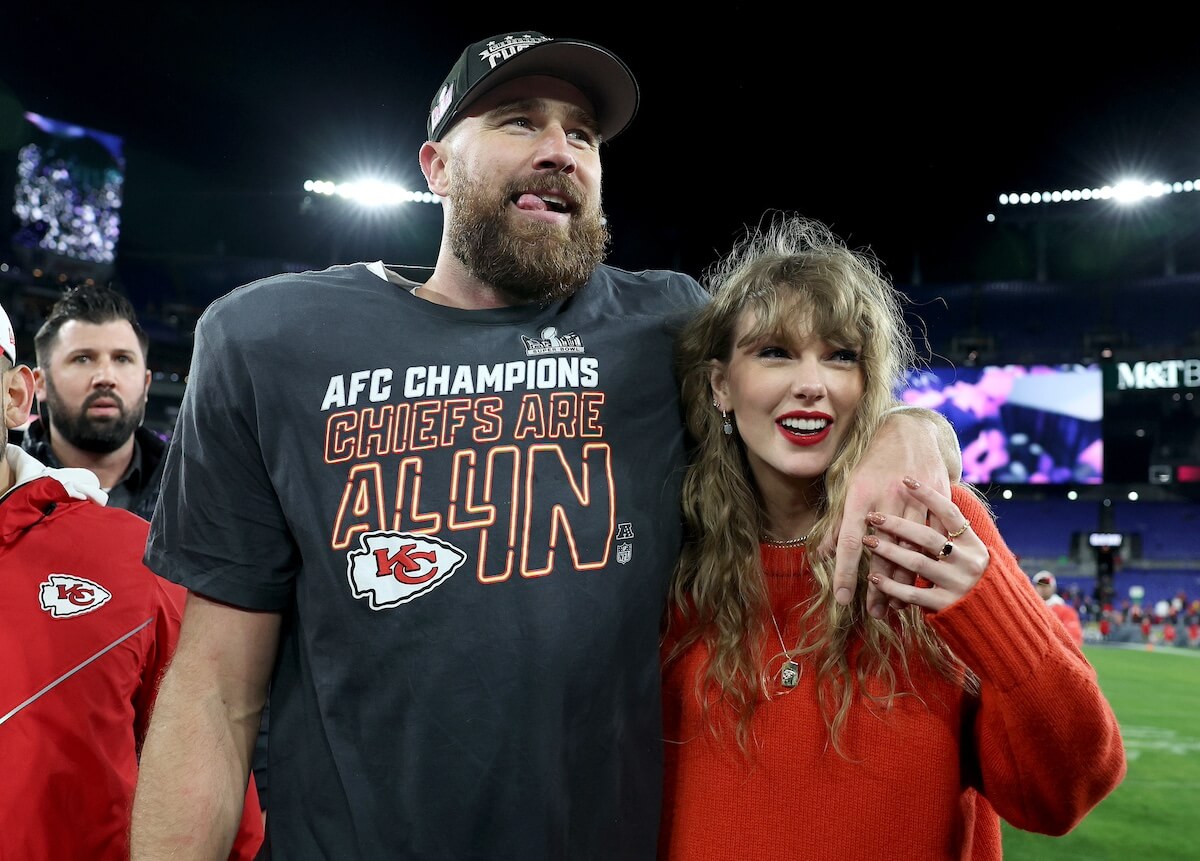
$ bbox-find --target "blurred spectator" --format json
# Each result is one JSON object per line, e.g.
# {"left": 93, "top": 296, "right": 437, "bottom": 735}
{"left": 1079, "top": 593, "right": 1101, "bottom": 624}
{"left": 1033, "top": 569, "right": 1084, "bottom": 647}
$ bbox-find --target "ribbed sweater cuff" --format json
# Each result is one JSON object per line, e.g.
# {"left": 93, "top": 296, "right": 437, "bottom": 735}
{"left": 926, "top": 495, "right": 1058, "bottom": 692}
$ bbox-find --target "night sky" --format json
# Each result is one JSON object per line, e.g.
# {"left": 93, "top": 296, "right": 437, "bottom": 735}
{"left": 3, "top": 9, "right": 1200, "bottom": 287}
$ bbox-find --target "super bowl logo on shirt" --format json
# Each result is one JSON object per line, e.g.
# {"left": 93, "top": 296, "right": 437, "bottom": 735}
{"left": 39, "top": 574, "right": 113, "bottom": 618}
{"left": 347, "top": 531, "right": 468, "bottom": 609}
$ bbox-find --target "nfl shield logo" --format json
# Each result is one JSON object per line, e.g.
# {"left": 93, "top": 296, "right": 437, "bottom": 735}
{"left": 616, "top": 542, "right": 632, "bottom": 565}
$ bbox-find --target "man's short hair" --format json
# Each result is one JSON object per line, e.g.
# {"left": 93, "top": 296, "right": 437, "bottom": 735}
{"left": 33, "top": 285, "right": 149, "bottom": 366}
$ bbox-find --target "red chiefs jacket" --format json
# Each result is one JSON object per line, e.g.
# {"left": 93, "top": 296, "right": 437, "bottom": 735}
{"left": 0, "top": 445, "right": 263, "bottom": 860}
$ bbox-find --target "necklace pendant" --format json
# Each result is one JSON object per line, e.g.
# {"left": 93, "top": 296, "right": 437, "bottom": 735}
{"left": 780, "top": 660, "right": 800, "bottom": 688}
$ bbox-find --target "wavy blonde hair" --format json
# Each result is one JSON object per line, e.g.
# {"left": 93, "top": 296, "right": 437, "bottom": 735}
{"left": 666, "top": 214, "right": 972, "bottom": 754}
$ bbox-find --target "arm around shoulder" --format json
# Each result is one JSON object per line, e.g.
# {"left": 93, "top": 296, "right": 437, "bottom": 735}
{"left": 131, "top": 592, "right": 279, "bottom": 860}
{"left": 822, "top": 404, "right": 964, "bottom": 612}
{"left": 882, "top": 404, "right": 962, "bottom": 483}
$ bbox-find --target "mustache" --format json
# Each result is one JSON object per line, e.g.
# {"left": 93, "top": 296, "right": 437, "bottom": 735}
{"left": 82, "top": 389, "right": 127, "bottom": 412}
{"left": 504, "top": 174, "right": 587, "bottom": 210}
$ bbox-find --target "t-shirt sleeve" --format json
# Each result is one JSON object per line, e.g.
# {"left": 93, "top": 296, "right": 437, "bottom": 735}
{"left": 671, "top": 271, "right": 710, "bottom": 310}
{"left": 655, "top": 271, "right": 709, "bottom": 344}
{"left": 144, "top": 296, "right": 299, "bottom": 611}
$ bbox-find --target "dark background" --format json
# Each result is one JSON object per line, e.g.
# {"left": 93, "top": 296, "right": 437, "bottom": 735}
{"left": 0, "top": 9, "right": 1196, "bottom": 606}
{"left": 1, "top": 9, "right": 1198, "bottom": 504}
{"left": 3, "top": 9, "right": 1200, "bottom": 286}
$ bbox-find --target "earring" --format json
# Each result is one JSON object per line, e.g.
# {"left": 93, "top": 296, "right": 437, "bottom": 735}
{"left": 713, "top": 399, "right": 733, "bottom": 435}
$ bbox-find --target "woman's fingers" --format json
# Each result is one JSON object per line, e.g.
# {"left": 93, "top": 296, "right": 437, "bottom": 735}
{"left": 861, "top": 478, "right": 988, "bottom": 610}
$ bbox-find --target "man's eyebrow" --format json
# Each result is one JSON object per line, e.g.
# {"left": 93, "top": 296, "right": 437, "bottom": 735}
{"left": 486, "top": 97, "right": 600, "bottom": 132}
{"left": 487, "top": 96, "right": 541, "bottom": 115}
{"left": 65, "top": 346, "right": 137, "bottom": 357}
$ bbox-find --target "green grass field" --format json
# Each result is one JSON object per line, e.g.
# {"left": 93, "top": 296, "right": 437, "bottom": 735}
{"left": 1001, "top": 644, "right": 1200, "bottom": 859}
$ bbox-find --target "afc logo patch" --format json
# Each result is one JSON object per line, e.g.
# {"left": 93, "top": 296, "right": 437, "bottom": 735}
{"left": 346, "top": 531, "right": 468, "bottom": 610}
{"left": 39, "top": 574, "right": 113, "bottom": 618}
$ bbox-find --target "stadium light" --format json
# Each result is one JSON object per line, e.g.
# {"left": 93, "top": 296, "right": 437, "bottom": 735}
{"left": 303, "top": 178, "right": 442, "bottom": 209}
{"left": 996, "top": 175, "right": 1200, "bottom": 209}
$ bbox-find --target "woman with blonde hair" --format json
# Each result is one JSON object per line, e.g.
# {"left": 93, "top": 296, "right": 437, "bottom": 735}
{"left": 660, "top": 214, "right": 1125, "bottom": 860}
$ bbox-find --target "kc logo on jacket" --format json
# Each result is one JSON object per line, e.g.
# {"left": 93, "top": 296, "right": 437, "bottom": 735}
{"left": 347, "top": 531, "right": 468, "bottom": 609}
{"left": 39, "top": 574, "right": 113, "bottom": 618}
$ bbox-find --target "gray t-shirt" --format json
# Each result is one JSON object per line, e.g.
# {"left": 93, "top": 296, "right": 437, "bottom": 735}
{"left": 146, "top": 261, "right": 708, "bottom": 860}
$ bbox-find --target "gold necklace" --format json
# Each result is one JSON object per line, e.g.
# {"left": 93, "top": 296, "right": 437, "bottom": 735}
{"left": 762, "top": 531, "right": 806, "bottom": 688}
{"left": 768, "top": 608, "right": 801, "bottom": 689}
{"left": 761, "top": 531, "right": 809, "bottom": 548}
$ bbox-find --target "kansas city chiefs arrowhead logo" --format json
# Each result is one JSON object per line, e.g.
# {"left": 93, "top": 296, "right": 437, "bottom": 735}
{"left": 39, "top": 574, "right": 113, "bottom": 618}
{"left": 347, "top": 531, "right": 467, "bottom": 610}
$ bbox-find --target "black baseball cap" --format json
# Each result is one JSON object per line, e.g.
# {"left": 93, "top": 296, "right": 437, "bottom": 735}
{"left": 427, "top": 31, "right": 639, "bottom": 143}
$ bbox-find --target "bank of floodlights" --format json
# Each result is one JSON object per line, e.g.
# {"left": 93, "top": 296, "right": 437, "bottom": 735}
{"left": 996, "top": 177, "right": 1200, "bottom": 209}
{"left": 303, "top": 178, "right": 441, "bottom": 208}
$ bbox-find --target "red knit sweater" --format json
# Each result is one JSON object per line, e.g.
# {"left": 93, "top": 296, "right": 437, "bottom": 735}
{"left": 660, "top": 486, "right": 1125, "bottom": 861}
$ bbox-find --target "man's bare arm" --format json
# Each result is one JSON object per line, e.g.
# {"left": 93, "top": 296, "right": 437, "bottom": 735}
{"left": 821, "top": 407, "right": 961, "bottom": 616}
{"left": 884, "top": 405, "right": 962, "bottom": 482}
{"left": 131, "top": 593, "right": 280, "bottom": 860}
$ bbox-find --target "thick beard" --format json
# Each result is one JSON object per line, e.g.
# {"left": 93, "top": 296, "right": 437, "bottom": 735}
{"left": 43, "top": 375, "right": 145, "bottom": 454}
{"left": 447, "top": 172, "right": 610, "bottom": 305}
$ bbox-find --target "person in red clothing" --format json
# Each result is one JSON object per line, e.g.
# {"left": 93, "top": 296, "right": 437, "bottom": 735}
{"left": 661, "top": 215, "right": 1125, "bottom": 861}
{"left": 0, "top": 298, "right": 263, "bottom": 860}
{"left": 1033, "top": 569, "right": 1085, "bottom": 646}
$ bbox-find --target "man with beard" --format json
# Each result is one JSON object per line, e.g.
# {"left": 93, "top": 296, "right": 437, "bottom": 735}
{"left": 22, "top": 284, "right": 163, "bottom": 521}
{"left": 132, "top": 32, "right": 957, "bottom": 861}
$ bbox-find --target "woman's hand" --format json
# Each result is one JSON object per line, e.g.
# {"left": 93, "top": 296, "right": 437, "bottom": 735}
{"left": 860, "top": 477, "right": 988, "bottom": 612}
{"left": 824, "top": 410, "right": 956, "bottom": 617}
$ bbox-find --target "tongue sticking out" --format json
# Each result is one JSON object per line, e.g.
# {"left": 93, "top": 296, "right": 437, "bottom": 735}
{"left": 516, "top": 194, "right": 548, "bottom": 211}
